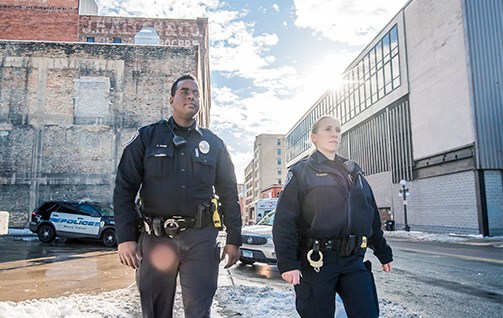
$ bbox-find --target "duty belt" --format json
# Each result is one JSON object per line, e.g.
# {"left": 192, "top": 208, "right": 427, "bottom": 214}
{"left": 302, "top": 235, "right": 368, "bottom": 273}
{"left": 302, "top": 237, "right": 343, "bottom": 252}
{"left": 142, "top": 215, "right": 209, "bottom": 238}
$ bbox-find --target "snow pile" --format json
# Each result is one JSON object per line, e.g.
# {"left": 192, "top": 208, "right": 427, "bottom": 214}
{"left": 0, "top": 284, "right": 422, "bottom": 318}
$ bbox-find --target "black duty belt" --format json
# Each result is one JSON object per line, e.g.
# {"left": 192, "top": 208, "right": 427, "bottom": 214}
{"left": 302, "top": 235, "right": 367, "bottom": 256}
{"left": 142, "top": 215, "right": 210, "bottom": 238}
{"left": 302, "top": 237, "right": 343, "bottom": 252}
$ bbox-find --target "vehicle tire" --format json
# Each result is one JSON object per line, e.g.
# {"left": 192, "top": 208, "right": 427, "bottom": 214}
{"left": 102, "top": 228, "right": 117, "bottom": 247}
{"left": 37, "top": 224, "right": 56, "bottom": 243}
{"left": 239, "top": 258, "right": 255, "bottom": 265}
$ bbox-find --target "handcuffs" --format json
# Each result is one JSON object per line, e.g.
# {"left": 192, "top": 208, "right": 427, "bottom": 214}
{"left": 306, "top": 240, "right": 324, "bottom": 273}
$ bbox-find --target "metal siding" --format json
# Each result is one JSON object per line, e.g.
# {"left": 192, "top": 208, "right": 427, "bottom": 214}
{"left": 389, "top": 97, "right": 413, "bottom": 183}
{"left": 464, "top": 0, "right": 503, "bottom": 169}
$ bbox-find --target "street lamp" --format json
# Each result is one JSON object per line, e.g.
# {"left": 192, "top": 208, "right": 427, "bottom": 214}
{"left": 399, "top": 179, "right": 410, "bottom": 232}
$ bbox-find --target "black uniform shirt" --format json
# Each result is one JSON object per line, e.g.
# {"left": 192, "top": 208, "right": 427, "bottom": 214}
{"left": 113, "top": 117, "right": 242, "bottom": 245}
{"left": 273, "top": 150, "right": 393, "bottom": 274}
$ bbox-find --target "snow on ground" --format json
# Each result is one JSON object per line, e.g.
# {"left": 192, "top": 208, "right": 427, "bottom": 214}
{"left": 0, "top": 283, "right": 420, "bottom": 318}
{"left": 1, "top": 229, "right": 501, "bottom": 317}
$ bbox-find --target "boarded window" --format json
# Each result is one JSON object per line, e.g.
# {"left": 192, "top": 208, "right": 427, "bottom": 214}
{"left": 73, "top": 77, "right": 110, "bottom": 125}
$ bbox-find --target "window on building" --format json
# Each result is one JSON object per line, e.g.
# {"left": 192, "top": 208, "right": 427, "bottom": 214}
{"left": 278, "top": 178, "right": 282, "bottom": 184}
{"left": 86, "top": 37, "right": 95, "bottom": 43}
{"left": 277, "top": 168, "right": 282, "bottom": 175}
{"left": 285, "top": 24, "right": 401, "bottom": 162}
{"left": 277, "top": 148, "right": 281, "bottom": 155}
{"left": 277, "top": 139, "right": 281, "bottom": 146}
{"left": 277, "top": 158, "right": 281, "bottom": 165}
{"left": 113, "top": 38, "right": 122, "bottom": 43}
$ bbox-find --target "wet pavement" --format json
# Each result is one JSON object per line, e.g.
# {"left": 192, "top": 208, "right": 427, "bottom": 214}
{"left": 0, "top": 235, "right": 135, "bottom": 302}
{"left": 0, "top": 232, "right": 268, "bottom": 303}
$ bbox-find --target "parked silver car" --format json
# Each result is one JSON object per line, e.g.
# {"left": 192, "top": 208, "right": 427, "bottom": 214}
{"left": 239, "top": 210, "right": 276, "bottom": 265}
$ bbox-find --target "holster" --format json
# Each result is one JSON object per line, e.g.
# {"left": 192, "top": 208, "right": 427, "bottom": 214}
{"left": 340, "top": 235, "right": 364, "bottom": 257}
{"left": 195, "top": 203, "right": 211, "bottom": 229}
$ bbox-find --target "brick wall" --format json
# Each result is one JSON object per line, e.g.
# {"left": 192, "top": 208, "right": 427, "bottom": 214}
{"left": 77, "top": 16, "right": 211, "bottom": 127}
{"left": 0, "top": 41, "right": 201, "bottom": 226}
{"left": 78, "top": 16, "right": 207, "bottom": 47}
{"left": 0, "top": 0, "right": 79, "bottom": 41}
{"left": 390, "top": 171, "right": 479, "bottom": 234}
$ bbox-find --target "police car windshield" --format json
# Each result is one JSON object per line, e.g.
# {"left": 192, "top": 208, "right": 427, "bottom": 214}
{"left": 257, "top": 211, "right": 275, "bottom": 226}
{"left": 97, "top": 206, "right": 114, "bottom": 217}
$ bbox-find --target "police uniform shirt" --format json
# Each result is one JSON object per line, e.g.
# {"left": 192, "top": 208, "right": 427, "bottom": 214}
{"left": 114, "top": 117, "right": 242, "bottom": 246}
{"left": 273, "top": 150, "right": 393, "bottom": 274}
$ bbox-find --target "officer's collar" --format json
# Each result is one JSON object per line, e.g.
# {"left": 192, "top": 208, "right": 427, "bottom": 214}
{"left": 310, "top": 150, "right": 347, "bottom": 173}
{"left": 165, "top": 117, "right": 203, "bottom": 136}
{"left": 311, "top": 150, "right": 339, "bottom": 163}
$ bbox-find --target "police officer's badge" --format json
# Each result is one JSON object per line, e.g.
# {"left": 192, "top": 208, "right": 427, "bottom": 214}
{"left": 126, "top": 131, "right": 139, "bottom": 146}
{"left": 283, "top": 171, "right": 293, "bottom": 189}
{"left": 199, "top": 140, "right": 210, "bottom": 154}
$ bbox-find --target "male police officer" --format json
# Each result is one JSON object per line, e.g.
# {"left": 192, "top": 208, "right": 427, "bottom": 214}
{"left": 113, "top": 74, "right": 242, "bottom": 318}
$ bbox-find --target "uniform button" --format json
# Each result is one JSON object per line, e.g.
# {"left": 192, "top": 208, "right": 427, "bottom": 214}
{"left": 181, "top": 185, "right": 186, "bottom": 189}
{"left": 181, "top": 152, "right": 184, "bottom": 156}
{"left": 181, "top": 169, "right": 185, "bottom": 172}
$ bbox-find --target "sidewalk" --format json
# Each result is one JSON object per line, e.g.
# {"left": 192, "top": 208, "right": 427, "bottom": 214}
{"left": 383, "top": 229, "right": 503, "bottom": 248}
{"left": 4, "top": 227, "right": 503, "bottom": 248}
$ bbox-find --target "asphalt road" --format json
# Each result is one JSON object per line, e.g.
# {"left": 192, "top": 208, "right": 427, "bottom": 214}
{"left": 372, "top": 238, "right": 503, "bottom": 318}
{"left": 1, "top": 234, "right": 502, "bottom": 318}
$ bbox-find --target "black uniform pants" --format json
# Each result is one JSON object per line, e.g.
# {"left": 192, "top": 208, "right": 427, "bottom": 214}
{"left": 294, "top": 249, "right": 379, "bottom": 318}
{"left": 136, "top": 226, "right": 221, "bottom": 318}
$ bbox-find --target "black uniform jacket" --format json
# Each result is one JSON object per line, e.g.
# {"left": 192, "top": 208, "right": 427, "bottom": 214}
{"left": 273, "top": 150, "right": 393, "bottom": 274}
{"left": 113, "top": 117, "right": 242, "bottom": 246}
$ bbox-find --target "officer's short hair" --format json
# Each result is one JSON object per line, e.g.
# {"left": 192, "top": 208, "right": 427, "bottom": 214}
{"left": 171, "top": 74, "right": 197, "bottom": 97}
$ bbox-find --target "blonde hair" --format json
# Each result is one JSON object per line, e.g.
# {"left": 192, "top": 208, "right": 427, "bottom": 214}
{"left": 311, "top": 115, "right": 340, "bottom": 134}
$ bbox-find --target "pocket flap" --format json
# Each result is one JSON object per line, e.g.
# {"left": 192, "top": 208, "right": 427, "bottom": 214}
{"left": 194, "top": 155, "right": 216, "bottom": 167}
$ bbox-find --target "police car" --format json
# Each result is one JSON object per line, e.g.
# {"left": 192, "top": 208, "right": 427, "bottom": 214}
{"left": 29, "top": 200, "right": 117, "bottom": 247}
{"left": 239, "top": 210, "right": 277, "bottom": 265}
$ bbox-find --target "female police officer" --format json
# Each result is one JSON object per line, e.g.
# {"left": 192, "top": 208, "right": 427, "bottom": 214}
{"left": 273, "top": 115, "right": 393, "bottom": 318}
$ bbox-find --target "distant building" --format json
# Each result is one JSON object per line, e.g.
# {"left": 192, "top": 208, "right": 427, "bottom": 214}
{"left": 285, "top": 0, "right": 502, "bottom": 236}
{"left": 260, "top": 184, "right": 282, "bottom": 199}
{"left": 244, "top": 134, "right": 286, "bottom": 223}
{"left": 0, "top": 0, "right": 211, "bottom": 226}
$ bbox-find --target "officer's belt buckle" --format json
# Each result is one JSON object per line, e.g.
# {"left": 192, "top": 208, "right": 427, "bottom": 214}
{"left": 163, "top": 218, "right": 184, "bottom": 238}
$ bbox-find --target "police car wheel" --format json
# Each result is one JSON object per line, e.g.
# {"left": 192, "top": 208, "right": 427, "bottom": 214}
{"left": 102, "top": 229, "right": 117, "bottom": 247}
{"left": 37, "top": 224, "right": 56, "bottom": 243}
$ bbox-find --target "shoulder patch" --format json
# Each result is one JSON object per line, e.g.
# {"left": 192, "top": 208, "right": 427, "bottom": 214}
{"left": 283, "top": 171, "right": 294, "bottom": 189}
{"left": 125, "top": 131, "right": 139, "bottom": 147}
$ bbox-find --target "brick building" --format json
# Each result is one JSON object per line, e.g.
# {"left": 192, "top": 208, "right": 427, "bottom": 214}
{"left": 0, "top": 0, "right": 211, "bottom": 226}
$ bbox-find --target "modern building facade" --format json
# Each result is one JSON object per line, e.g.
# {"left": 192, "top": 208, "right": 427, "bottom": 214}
{"left": 243, "top": 134, "right": 286, "bottom": 223}
{"left": 285, "top": 0, "right": 502, "bottom": 236}
{"left": 0, "top": 0, "right": 211, "bottom": 226}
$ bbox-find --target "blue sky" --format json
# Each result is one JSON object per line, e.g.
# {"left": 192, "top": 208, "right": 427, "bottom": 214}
{"left": 95, "top": 0, "right": 407, "bottom": 183}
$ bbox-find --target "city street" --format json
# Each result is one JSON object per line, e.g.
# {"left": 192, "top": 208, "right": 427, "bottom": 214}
{"left": 370, "top": 238, "right": 503, "bottom": 318}
{"left": 0, "top": 233, "right": 502, "bottom": 317}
